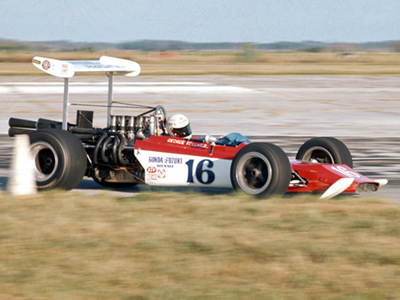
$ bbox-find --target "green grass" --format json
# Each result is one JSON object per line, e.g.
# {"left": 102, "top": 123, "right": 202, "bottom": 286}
{"left": 2, "top": 50, "right": 400, "bottom": 75}
{"left": 1, "top": 190, "right": 400, "bottom": 299}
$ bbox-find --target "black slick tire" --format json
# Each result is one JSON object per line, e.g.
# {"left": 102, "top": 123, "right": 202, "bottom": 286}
{"left": 29, "top": 129, "right": 87, "bottom": 190}
{"left": 230, "top": 143, "right": 291, "bottom": 198}
{"left": 295, "top": 137, "right": 353, "bottom": 168}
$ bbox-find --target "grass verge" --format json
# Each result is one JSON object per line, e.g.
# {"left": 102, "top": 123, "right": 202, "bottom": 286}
{"left": 1, "top": 190, "right": 400, "bottom": 299}
{"left": 1, "top": 50, "right": 400, "bottom": 75}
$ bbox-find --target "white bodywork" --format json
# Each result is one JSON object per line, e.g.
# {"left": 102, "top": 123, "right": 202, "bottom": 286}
{"left": 136, "top": 149, "right": 233, "bottom": 188}
{"left": 32, "top": 56, "right": 141, "bottom": 78}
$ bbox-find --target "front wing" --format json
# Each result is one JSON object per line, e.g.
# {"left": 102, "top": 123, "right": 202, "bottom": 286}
{"left": 288, "top": 159, "right": 385, "bottom": 198}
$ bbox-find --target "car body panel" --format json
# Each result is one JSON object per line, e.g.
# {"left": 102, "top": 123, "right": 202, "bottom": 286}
{"left": 134, "top": 135, "right": 245, "bottom": 187}
{"left": 288, "top": 159, "right": 380, "bottom": 194}
{"left": 133, "top": 135, "right": 381, "bottom": 195}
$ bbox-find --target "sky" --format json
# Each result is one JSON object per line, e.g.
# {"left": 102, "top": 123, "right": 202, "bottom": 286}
{"left": 1, "top": 0, "right": 400, "bottom": 44}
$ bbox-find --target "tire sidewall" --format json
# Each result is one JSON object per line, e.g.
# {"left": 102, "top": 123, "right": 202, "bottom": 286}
{"left": 230, "top": 142, "right": 291, "bottom": 198}
{"left": 295, "top": 137, "right": 353, "bottom": 168}
{"left": 29, "top": 129, "right": 87, "bottom": 190}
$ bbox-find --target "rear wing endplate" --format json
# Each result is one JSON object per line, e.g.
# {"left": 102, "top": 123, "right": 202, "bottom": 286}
{"left": 32, "top": 56, "right": 141, "bottom": 129}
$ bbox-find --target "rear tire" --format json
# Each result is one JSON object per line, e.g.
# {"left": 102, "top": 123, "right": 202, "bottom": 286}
{"left": 230, "top": 143, "right": 291, "bottom": 198}
{"left": 29, "top": 129, "right": 87, "bottom": 190}
{"left": 296, "top": 137, "right": 353, "bottom": 168}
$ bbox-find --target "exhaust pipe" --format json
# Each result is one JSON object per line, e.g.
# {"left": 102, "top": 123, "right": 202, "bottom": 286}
{"left": 9, "top": 118, "right": 37, "bottom": 129}
{"left": 8, "top": 127, "right": 35, "bottom": 137}
{"left": 37, "top": 118, "right": 63, "bottom": 129}
{"left": 9, "top": 117, "right": 65, "bottom": 130}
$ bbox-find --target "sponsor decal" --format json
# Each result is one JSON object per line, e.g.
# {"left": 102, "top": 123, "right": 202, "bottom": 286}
{"left": 167, "top": 138, "right": 185, "bottom": 145}
{"left": 147, "top": 166, "right": 156, "bottom": 173}
{"left": 149, "top": 156, "right": 163, "bottom": 163}
{"left": 61, "top": 63, "right": 69, "bottom": 75}
{"left": 32, "top": 59, "right": 40, "bottom": 65}
{"left": 157, "top": 169, "right": 166, "bottom": 178}
{"left": 186, "top": 141, "right": 208, "bottom": 149}
{"left": 146, "top": 174, "right": 157, "bottom": 181}
{"left": 148, "top": 155, "right": 183, "bottom": 169}
{"left": 85, "top": 64, "right": 121, "bottom": 69}
{"left": 165, "top": 157, "right": 182, "bottom": 164}
{"left": 167, "top": 138, "right": 207, "bottom": 149}
{"left": 42, "top": 60, "right": 51, "bottom": 70}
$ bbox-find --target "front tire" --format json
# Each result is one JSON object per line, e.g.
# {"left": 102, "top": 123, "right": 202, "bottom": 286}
{"left": 296, "top": 137, "right": 353, "bottom": 168}
{"left": 29, "top": 129, "right": 87, "bottom": 190}
{"left": 230, "top": 143, "right": 291, "bottom": 198}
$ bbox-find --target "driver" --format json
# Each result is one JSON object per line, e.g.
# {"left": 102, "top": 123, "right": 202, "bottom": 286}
{"left": 166, "top": 113, "right": 192, "bottom": 139}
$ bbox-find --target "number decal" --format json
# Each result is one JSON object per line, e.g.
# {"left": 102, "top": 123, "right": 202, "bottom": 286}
{"left": 196, "top": 159, "right": 215, "bottom": 184}
{"left": 186, "top": 159, "right": 215, "bottom": 184}
{"left": 186, "top": 160, "right": 195, "bottom": 183}
{"left": 331, "top": 166, "right": 361, "bottom": 178}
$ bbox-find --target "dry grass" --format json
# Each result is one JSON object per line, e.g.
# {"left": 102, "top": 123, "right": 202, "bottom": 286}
{"left": 1, "top": 50, "right": 400, "bottom": 75}
{"left": 1, "top": 190, "right": 400, "bottom": 299}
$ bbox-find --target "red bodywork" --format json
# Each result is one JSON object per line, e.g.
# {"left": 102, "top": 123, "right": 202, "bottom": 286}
{"left": 134, "top": 135, "right": 380, "bottom": 195}
{"left": 135, "top": 135, "right": 246, "bottom": 160}
{"left": 288, "top": 159, "right": 380, "bottom": 194}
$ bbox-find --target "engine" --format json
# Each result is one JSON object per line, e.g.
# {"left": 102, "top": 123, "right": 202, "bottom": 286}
{"left": 7, "top": 105, "right": 168, "bottom": 186}
{"left": 109, "top": 113, "right": 165, "bottom": 141}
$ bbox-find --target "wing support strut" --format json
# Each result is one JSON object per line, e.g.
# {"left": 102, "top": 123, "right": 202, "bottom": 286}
{"left": 62, "top": 78, "right": 69, "bottom": 130}
{"left": 107, "top": 72, "right": 114, "bottom": 128}
{"left": 32, "top": 56, "right": 141, "bottom": 131}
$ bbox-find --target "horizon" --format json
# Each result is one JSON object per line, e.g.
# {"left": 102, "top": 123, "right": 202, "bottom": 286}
{"left": 1, "top": 1, "right": 400, "bottom": 45}
{"left": 1, "top": 37, "right": 398, "bottom": 45}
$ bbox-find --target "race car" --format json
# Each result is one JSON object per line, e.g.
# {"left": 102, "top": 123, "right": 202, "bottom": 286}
{"left": 8, "top": 56, "right": 388, "bottom": 199}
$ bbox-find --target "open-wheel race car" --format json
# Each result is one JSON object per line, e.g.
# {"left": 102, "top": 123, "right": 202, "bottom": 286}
{"left": 8, "top": 56, "right": 388, "bottom": 199}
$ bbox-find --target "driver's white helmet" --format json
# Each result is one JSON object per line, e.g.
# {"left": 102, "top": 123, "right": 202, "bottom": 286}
{"left": 167, "top": 113, "right": 192, "bottom": 138}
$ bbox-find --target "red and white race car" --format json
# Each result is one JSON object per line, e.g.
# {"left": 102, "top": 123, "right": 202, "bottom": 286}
{"left": 8, "top": 56, "right": 387, "bottom": 199}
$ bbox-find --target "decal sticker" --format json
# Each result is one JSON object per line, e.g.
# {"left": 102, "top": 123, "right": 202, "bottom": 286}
{"left": 146, "top": 174, "right": 157, "bottom": 181}
{"left": 149, "top": 156, "right": 163, "bottom": 163}
{"left": 331, "top": 166, "right": 361, "bottom": 178}
{"left": 148, "top": 155, "right": 183, "bottom": 169}
{"left": 167, "top": 138, "right": 207, "bottom": 149}
{"left": 42, "top": 60, "right": 51, "bottom": 70}
{"left": 32, "top": 59, "right": 40, "bottom": 65}
{"left": 186, "top": 159, "right": 215, "bottom": 184}
{"left": 157, "top": 169, "right": 166, "bottom": 178}
{"left": 167, "top": 138, "right": 185, "bottom": 145}
{"left": 185, "top": 141, "right": 208, "bottom": 149}
{"left": 165, "top": 157, "right": 182, "bottom": 164}
{"left": 147, "top": 166, "right": 156, "bottom": 173}
{"left": 61, "top": 63, "right": 69, "bottom": 75}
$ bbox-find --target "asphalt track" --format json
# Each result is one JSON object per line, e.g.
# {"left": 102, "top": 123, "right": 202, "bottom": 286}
{"left": 0, "top": 76, "right": 399, "bottom": 201}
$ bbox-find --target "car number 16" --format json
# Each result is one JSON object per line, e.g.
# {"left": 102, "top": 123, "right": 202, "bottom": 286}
{"left": 186, "top": 159, "right": 215, "bottom": 184}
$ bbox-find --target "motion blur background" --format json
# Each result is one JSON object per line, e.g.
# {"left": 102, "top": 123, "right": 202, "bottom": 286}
{"left": 1, "top": 1, "right": 400, "bottom": 299}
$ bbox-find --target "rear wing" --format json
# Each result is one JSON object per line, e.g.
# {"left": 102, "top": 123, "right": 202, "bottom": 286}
{"left": 32, "top": 56, "right": 141, "bottom": 129}
{"left": 32, "top": 56, "right": 141, "bottom": 78}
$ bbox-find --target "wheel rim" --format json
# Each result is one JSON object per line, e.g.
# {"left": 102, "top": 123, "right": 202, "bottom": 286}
{"left": 301, "top": 146, "right": 335, "bottom": 164}
{"left": 30, "top": 142, "right": 59, "bottom": 182}
{"left": 235, "top": 152, "right": 272, "bottom": 195}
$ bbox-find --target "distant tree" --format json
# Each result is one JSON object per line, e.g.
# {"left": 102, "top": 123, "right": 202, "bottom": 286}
{"left": 388, "top": 41, "right": 400, "bottom": 52}
{"left": 304, "top": 47, "right": 325, "bottom": 53}
{"left": 240, "top": 43, "right": 257, "bottom": 62}
{"left": 326, "top": 43, "right": 360, "bottom": 52}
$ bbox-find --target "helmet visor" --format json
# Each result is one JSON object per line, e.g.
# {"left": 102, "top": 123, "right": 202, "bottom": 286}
{"left": 172, "top": 124, "right": 192, "bottom": 137}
